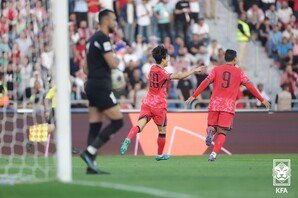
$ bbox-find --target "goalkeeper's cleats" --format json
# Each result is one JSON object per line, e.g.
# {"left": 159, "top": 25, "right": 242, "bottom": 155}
{"left": 155, "top": 154, "right": 170, "bottom": 161}
{"left": 80, "top": 151, "right": 99, "bottom": 173}
{"left": 205, "top": 127, "right": 215, "bottom": 147}
{"left": 86, "top": 167, "right": 110, "bottom": 175}
{"left": 208, "top": 152, "right": 217, "bottom": 162}
{"left": 120, "top": 138, "right": 131, "bottom": 155}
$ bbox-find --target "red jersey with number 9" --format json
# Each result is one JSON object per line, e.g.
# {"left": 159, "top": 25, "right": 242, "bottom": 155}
{"left": 207, "top": 64, "right": 249, "bottom": 114}
{"left": 142, "top": 65, "right": 171, "bottom": 109}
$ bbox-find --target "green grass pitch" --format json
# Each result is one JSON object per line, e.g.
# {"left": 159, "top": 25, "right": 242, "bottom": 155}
{"left": 0, "top": 154, "right": 297, "bottom": 198}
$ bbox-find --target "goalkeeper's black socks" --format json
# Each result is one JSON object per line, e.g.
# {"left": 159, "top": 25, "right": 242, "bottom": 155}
{"left": 87, "top": 122, "right": 102, "bottom": 145}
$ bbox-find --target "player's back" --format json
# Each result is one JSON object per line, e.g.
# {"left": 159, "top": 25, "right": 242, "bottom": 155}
{"left": 209, "top": 64, "right": 248, "bottom": 113}
{"left": 142, "top": 65, "right": 170, "bottom": 109}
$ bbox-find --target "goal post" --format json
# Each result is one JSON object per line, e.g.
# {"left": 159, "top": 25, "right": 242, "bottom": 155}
{"left": 52, "top": 0, "right": 72, "bottom": 182}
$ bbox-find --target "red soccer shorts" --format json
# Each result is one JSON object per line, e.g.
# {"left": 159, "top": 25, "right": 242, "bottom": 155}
{"left": 207, "top": 111, "right": 234, "bottom": 128}
{"left": 139, "top": 104, "right": 167, "bottom": 127}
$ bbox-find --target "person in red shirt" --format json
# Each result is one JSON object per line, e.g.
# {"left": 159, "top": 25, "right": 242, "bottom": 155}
{"left": 186, "top": 49, "right": 271, "bottom": 161}
{"left": 120, "top": 45, "right": 205, "bottom": 160}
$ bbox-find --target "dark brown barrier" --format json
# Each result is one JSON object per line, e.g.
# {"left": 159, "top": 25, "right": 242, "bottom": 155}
{"left": 72, "top": 111, "right": 298, "bottom": 155}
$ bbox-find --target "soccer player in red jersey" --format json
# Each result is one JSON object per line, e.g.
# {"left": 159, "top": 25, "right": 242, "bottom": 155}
{"left": 186, "top": 49, "right": 271, "bottom": 161}
{"left": 120, "top": 45, "right": 205, "bottom": 160}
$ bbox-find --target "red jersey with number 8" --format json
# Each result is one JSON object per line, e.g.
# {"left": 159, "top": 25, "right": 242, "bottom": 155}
{"left": 142, "top": 65, "right": 171, "bottom": 109}
{"left": 207, "top": 65, "right": 249, "bottom": 114}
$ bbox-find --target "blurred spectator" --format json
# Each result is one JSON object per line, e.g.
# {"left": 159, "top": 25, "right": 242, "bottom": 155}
{"left": 261, "top": 0, "right": 275, "bottom": 12}
{"left": 277, "top": 1, "right": 293, "bottom": 26}
{"left": 120, "top": 0, "right": 137, "bottom": 43}
{"left": 265, "top": 4, "right": 278, "bottom": 27}
{"left": 136, "top": 0, "right": 152, "bottom": 42}
{"left": 41, "top": 44, "right": 54, "bottom": 71}
{"left": 19, "top": 56, "right": 33, "bottom": 101}
{"left": 74, "top": 0, "right": 88, "bottom": 28}
{"left": 258, "top": 17, "right": 270, "bottom": 47}
{"left": 276, "top": 37, "right": 292, "bottom": 62}
{"left": 87, "top": 0, "right": 100, "bottom": 32}
{"left": 208, "top": 39, "right": 222, "bottom": 64}
{"left": 192, "top": 18, "right": 210, "bottom": 45}
{"left": 132, "top": 34, "right": 148, "bottom": 62}
{"left": 78, "top": 20, "right": 90, "bottom": 39}
{"left": 174, "top": 0, "right": 191, "bottom": 43}
{"left": 163, "top": 36, "right": 175, "bottom": 56}
{"left": 15, "top": 31, "right": 32, "bottom": 58}
{"left": 0, "top": 15, "right": 9, "bottom": 35}
{"left": 29, "top": 71, "right": 45, "bottom": 104}
{"left": 237, "top": 12, "right": 251, "bottom": 68}
{"left": 275, "top": 83, "right": 292, "bottom": 111}
{"left": 99, "top": 0, "right": 115, "bottom": 11}
{"left": 153, "top": 0, "right": 173, "bottom": 41}
{"left": 280, "top": 64, "right": 298, "bottom": 99}
{"left": 189, "top": 0, "right": 200, "bottom": 22}
{"left": 204, "top": 0, "right": 216, "bottom": 20}
{"left": 266, "top": 25, "right": 282, "bottom": 57}
{"left": 247, "top": 3, "right": 264, "bottom": 33}
{"left": 256, "top": 83, "right": 270, "bottom": 108}
{"left": 177, "top": 67, "right": 193, "bottom": 103}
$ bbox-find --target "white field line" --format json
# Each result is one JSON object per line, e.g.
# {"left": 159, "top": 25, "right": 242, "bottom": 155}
{"left": 73, "top": 180, "right": 200, "bottom": 198}
{"left": 168, "top": 126, "right": 232, "bottom": 155}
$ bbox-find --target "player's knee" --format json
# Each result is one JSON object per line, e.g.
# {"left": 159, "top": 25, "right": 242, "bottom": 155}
{"left": 217, "top": 127, "right": 230, "bottom": 135}
{"left": 111, "top": 118, "right": 124, "bottom": 132}
{"left": 207, "top": 126, "right": 216, "bottom": 134}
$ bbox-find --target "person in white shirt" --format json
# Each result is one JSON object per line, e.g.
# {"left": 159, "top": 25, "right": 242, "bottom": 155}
{"left": 192, "top": 18, "right": 210, "bottom": 45}
{"left": 136, "top": 0, "right": 152, "bottom": 41}
{"left": 277, "top": 1, "right": 293, "bottom": 25}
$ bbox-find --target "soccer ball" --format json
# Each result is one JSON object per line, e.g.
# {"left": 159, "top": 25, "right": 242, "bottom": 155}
{"left": 111, "top": 69, "right": 125, "bottom": 90}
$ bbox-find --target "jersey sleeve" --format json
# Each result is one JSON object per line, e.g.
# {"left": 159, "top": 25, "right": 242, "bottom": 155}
{"left": 98, "top": 34, "right": 113, "bottom": 54}
{"left": 206, "top": 68, "right": 216, "bottom": 83}
{"left": 240, "top": 70, "right": 250, "bottom": 85}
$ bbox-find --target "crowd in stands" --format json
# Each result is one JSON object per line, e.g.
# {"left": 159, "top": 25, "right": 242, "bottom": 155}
{"left": 0, "top": 0, "right": 297, "bottom": 110}
{"left": 232, "top": 0, "right": 298, "bottom": 110}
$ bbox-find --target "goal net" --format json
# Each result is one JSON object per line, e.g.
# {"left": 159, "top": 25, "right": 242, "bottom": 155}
{"left": 0, "top": 0, "right": 71, "bottom": 184}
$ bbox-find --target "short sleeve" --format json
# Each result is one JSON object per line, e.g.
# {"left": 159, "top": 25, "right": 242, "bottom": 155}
{"left": 240, "top": 70, "right": 249, "bottom": 85}
{"left": 98, "top": 34, "right": 113, "bottom": 54}
{"left": 206, "top": 68, "right": 215, "bottom": 82}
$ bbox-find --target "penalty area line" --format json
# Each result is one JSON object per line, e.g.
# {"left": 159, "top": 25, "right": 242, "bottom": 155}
{"left": 73, "top": 180, "right": 200, "bottom": 198}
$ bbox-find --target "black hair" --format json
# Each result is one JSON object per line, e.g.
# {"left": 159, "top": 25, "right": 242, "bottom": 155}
{"left": 152, "top": 45, "right": 168, "bottom": 64}
{"left": 98, "top": 9, "right": 114, "bottom": 24}
{"left": 225, "top": 49, "right": 237, "bottom": 62}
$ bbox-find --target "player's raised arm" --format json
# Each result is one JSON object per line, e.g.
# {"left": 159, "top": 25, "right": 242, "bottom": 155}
{"left": 170, "top": 66, "right": 206, "bottom": 80}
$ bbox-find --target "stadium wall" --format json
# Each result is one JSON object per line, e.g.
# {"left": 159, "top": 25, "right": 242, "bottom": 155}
{"left": 1, "top": 111, "right": 297, "bottom": 155}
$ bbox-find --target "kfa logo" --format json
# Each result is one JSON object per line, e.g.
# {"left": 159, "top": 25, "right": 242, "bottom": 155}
{"left": 272, "top": 159, "right": 291, "bottom": 194}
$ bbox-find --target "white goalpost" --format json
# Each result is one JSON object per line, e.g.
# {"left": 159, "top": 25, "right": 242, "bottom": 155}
{"left": 52, "top": 0, "right": 72, "bottom": 182}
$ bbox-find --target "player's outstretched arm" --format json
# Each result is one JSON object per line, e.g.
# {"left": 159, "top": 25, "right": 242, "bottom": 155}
{"left": 185, "top": 78, "right": 211, "bottom": 105}
{"left": 245, "top": 82, "right": 271, "bottom": 109}
{"left": 170, "top": 66, "right": 206, "bottom": 80}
